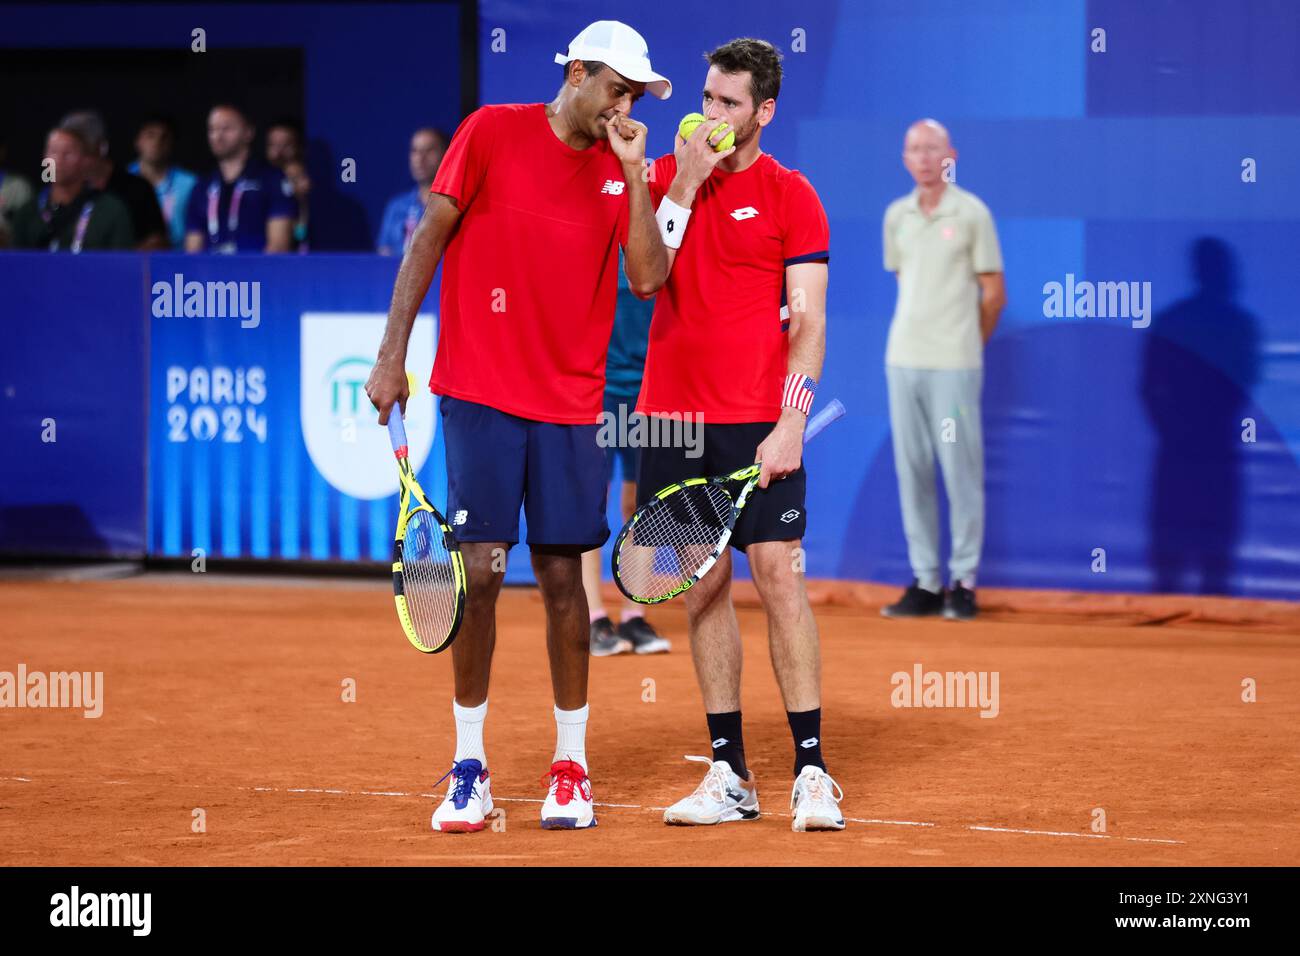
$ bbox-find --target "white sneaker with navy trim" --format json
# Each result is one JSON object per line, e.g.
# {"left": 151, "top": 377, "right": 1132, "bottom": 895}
{"left": 663, "top": 756, "right": 760, "bottom": 825}
{"left": 790, "top": 765, "right": 845, "bottom": 831}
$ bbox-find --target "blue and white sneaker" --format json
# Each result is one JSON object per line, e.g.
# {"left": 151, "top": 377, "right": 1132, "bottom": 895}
{"left": 431, "top": 758, "right": 493, "bottom": 833}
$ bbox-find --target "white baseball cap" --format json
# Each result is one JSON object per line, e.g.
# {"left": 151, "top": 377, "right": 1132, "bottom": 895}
{"left": 554, "top": 20, "right": 672, "bottom": 100}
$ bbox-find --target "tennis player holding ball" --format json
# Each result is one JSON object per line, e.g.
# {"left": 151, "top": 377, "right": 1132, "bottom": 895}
{"left": 638, "top": 38, "right": 845, "bottom": 831}
{"left": 365, "top": 20, "right": 671, "bottom": 832}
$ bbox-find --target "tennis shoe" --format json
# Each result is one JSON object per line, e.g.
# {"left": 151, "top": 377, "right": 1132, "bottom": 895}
{"left": 620, "top": 616, "right": 671, "bottom": 654}
{"left": 590, "top": 616, "right": 632, "bottom": 656}
{"left": 663, "top": 755, "right": 759, "bottom": 825}
{"left": 540, "top": 758, "right": 597, "bottom": 829}
{"left": 790, "top": 765, "right": 845, "bottom": 831}
{"left": 431, "top": 758, "right": 493, "bottom": 833}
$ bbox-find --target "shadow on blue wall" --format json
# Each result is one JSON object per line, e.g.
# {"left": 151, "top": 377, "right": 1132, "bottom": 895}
{"left": 1141, "top": 238, "right": 1259, "bottom": 595}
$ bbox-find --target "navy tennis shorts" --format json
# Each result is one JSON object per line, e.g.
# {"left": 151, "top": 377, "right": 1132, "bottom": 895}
{"left": 636, "top": 420, "right": 807, "bottom": 550}
{"left": 602, "top": 393, "right": 640, "bottom": 486}
{"left": 439, "top": 395, "right": 609, "bottom": 549}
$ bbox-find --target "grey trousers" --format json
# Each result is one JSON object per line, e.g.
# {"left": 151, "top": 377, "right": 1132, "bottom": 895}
{"left": 885, "top": 365, "right": 985, "bottom": 591}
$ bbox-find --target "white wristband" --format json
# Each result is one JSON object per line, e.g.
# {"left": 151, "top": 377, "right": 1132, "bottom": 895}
{"left": 655, "top": 195, "right": 691, "bottom": 249}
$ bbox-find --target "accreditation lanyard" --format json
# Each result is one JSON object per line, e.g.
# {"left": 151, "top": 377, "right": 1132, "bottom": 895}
{"left": 206, "top": 178, "right": 249, "bottom": 244}
{"left": 402, "top": 201, "right": 420, "bottom": 253}
{"left": 40, "top": 190, "right": 95, "bottom": 253}
{"left": 159, "top": 170, "right": 176, "bottom": 224}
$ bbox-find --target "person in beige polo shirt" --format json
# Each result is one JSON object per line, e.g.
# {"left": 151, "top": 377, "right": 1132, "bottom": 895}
{"left": 880, "top": 119, "right": 1005, "bottom": 621}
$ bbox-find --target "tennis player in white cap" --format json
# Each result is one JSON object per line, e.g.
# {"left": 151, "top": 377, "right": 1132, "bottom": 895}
{"left": 367, "top": 21, "right": 672, "bottom": 834}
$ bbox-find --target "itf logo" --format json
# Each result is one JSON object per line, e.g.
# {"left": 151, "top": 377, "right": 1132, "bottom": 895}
{"left": 300, "top": 312, "right": 437, "bottom": 499}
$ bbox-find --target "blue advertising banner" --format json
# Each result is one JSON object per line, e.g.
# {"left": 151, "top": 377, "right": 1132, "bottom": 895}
{"left": 146, "top": 254, "right": 444, "bottom": 565}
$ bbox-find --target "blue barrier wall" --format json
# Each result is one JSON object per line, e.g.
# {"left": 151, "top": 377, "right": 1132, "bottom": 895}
{"left": 2, "top": 1, "right": 1298, "bottom": 598}
{"left": 0, "top": 255, "right": 148, "bottom": 556}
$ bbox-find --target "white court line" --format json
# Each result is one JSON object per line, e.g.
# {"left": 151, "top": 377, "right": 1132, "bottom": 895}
{"left": 0, "top": 776, "right": 1184, "bottom": 845}
{"left": 969, "top": 825, "right": 1182, "bottom": 845}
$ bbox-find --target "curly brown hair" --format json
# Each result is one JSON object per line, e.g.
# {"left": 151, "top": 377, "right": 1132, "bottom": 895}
{"left": 705, "top": 38, "right": 783, "bottom": 107}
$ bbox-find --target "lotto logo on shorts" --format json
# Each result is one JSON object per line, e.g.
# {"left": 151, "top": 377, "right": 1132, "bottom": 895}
{"left": 453, "top": 510, "right": 468, "bottom": 525}
{"left": 780, "top": 509, "right": 801, "bottom": 523}
{"left": 730, "top": 206, "right": 760, "bottom": 221}
{"left": 601, "top": 180, "right": 626, "bottom": 195}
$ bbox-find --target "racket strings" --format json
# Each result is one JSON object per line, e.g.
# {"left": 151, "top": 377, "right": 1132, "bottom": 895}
{"left": 618, "top": 484, "right": 734, "bottom": 601}
{"left": 401, "top": 509, "right": 458, "bottom": 650}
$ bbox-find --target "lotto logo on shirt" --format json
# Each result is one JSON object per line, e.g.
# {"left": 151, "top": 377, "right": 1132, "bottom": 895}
{"left": 730, "top": 206, "right": 760, "bottom": 221}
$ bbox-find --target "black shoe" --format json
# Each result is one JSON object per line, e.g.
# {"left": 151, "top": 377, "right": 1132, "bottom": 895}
{"left": 590, "top": 616, "right": 632, "bottom": 656}
{"left": 880, "top": 579, "right": 945, "bottom": 619}
{"left": 619, "top": 615, "right": 671, "bottom": 654}
{"left": 943, "top": 584, "right": 977, "bottom": 621}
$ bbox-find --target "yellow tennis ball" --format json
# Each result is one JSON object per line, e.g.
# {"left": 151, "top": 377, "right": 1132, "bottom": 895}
{"left": 678, "top": 112, "right": 734, "bottom": 152}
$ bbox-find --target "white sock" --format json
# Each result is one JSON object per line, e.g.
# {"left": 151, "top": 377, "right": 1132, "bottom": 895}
{"left": 452, "top": 699, "right": 488, "bottom": 767}
{"left": 553, "top": 704, "right": 589, "bottom": 772}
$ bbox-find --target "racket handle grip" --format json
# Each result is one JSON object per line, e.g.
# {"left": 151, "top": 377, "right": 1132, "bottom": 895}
{"left": 804, "top": 398, "right": 845, "bottom": 444}
{"left": 386, "top": 406, "right": 409, "bottom": 455}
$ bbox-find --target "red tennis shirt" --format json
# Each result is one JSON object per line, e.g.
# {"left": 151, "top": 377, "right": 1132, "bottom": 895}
{"left": 638, "top": 152, "right": 829, "bottom": 423}
{"left": 429, "top": 103, "right": 630, "bottom": 424}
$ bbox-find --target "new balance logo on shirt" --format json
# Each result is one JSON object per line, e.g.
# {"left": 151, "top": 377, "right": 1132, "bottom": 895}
{"left": 453, "top": 510, "right": 468, "bottom": 525}
{"left": 601, "top": 180, "right": 626, "bottom": 195}
{"left": 730, "top": 206, "right": 759, "bottom": 221}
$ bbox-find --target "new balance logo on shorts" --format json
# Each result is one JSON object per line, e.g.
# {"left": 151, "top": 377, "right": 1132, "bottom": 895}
{"left": 601, "top": 180, "right": 626, "bottom": 195}
{"left": 780, "top": 509, "right": 801, "bottom": 523}
{"left": 800, "top": 737, "right": 819, "bottom": 749}
{"left": 453, "top": 510, "right": 468, "bottom": 525}
{"left": 730, "top": 206, "right": 759, "bottom": 220}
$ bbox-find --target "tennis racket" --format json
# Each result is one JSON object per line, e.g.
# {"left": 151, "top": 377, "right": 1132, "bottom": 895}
{"left": 386, "top": 407, "right": 467, "bottom": 653}
{"left": 611, "top": 398, "right": 846, "bottom": 605}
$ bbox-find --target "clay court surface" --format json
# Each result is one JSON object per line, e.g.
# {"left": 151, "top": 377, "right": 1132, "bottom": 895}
{"left": 1, "top": 571, "right": 1297, "bottom": 867}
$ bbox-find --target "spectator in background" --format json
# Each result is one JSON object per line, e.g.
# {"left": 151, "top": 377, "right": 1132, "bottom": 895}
{"left": 59, "top": 110, "right": 168, "bottom": 250}
{"left": 185, "top": 104, "right": 294, "bottom": 253}
{"left": 266, "top": 117, "right": 304, "bottom": 168}
{"left": 8, "top": 125, "right": 133, "bottom": 251}
{"left": 376, "top": 127, "right": 447, "bottom": 255}
{"left": 267, "top": 117, "right": 310, "bottom": 250}
{"left": 0, "top": 133, "right": 36, "bottom": 248}
{"left": 879, "top": 119, "right": 1006, "bottom": 622}
{"left": 130, "top": 115, "right": 198, "bottom": 249}
{"left": 583, "top": 249, "right": 670, "bottom": 657}
{"left": 281, "top": 157, "right": 311, "bottom": 252}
